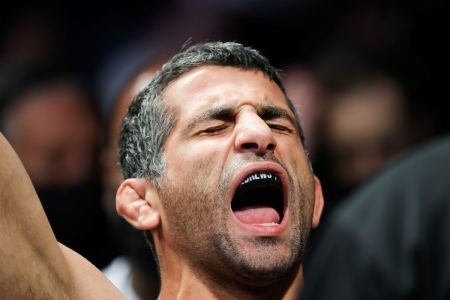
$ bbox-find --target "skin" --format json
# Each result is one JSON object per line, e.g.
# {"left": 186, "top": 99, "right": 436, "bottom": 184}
{"left": 0, "top": 133, "right": 124, "bottom": 299}
{"left": 117, "top": 66, "right": 324, "bottom": 299}
{"left": 0, "top": 65, "right": 322, "bottom": 300}
{"left": 102, "top": 62, "right": 162, "bottom": 215}
{"left": 101, "top": 61, "right": 164, "bottom": 299}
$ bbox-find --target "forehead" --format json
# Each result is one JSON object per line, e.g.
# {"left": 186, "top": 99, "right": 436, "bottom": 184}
{"left": 163, "top": 65, "right": 292, "bottom": 118}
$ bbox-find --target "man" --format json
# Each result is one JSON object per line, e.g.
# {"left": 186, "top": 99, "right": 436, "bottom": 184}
{"left": 101, "top": 58, "right": 166, "bottom": 299}
{"left": 300, "top": 134, "right": 450, "bottom": 300}
{"left": 0, "top": 41, "right": 323, "bottom": 299}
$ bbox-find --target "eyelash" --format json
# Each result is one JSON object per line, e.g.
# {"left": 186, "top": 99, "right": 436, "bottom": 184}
{"left": 268, "top": 124, "right": 293, "bottom": 133}
{"left": 202, "top": 124, "right": 228, "bottom": 134}
{"left": 201, "top": 122, "right": 293, "bottom": 135}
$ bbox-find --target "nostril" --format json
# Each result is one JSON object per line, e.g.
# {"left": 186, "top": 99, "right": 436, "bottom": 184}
{"left": 240, "top": 142, "right": 276, "bottom": 151}
{"left": 242, "top": 142, "right": 258, "bottom": 150}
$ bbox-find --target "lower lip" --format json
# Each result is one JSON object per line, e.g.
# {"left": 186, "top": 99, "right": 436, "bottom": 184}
{"left": 231, "top": 210, "right": 289, "bottom": 236}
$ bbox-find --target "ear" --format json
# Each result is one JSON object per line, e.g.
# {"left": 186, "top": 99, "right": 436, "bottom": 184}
{"left": 311, "top": 176, "right": 324, "bottom": 228}
{"left": 116, "top": 178, "right": 161, "bottom": 230}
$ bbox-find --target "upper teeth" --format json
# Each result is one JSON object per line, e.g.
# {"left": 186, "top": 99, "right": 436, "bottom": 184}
{"left": 241, "top": 172, "right": 279, "bottom": 186}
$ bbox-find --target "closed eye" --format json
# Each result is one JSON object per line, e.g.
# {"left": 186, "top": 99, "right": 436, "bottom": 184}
{"left": 268, "top": 123, "right": 293, "bottom": 133}
{"left": 201, "top": 124, "right": 229, "bottom": 135}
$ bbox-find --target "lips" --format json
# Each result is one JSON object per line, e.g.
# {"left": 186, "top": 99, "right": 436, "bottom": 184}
{"left": 229, "top": 163, "right": 288, "bottom": 234}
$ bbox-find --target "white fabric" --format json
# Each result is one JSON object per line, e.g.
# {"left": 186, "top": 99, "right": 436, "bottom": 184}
{"left": 102, "top": 256, "right": 141, "bottom": 300}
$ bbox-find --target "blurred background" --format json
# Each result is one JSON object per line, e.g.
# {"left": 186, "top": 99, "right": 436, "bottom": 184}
{"left": 1, "top": 1, "right": 449, "bottom": 299}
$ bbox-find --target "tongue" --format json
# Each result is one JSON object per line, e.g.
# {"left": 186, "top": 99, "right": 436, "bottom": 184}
{"left": 234, "top": 206, "right": 280, "bottom": 225}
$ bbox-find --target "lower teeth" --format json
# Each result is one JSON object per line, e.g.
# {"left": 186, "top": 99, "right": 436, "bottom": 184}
{"left": 253, "top": 222, "right": 279, "bottom": 226}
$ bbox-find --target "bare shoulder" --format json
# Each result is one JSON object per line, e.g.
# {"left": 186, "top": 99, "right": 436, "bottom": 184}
{"left": 60, "top": 244, "right": 126, "bottom": 299}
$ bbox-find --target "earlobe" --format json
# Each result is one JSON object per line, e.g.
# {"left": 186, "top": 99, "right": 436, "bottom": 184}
{"left": 116, "top": 178, "right": 161, "bottom": 230}
{"left": 312, "top": 176, "right": 324, "bottom": 228}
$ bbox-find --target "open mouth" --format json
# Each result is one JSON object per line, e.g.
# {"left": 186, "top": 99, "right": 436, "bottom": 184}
{"left": 231, "top": 171, "right": 285, "bottom": 226}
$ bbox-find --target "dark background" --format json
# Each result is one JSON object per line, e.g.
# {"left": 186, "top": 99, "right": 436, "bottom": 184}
{"left": 1, "top": 0, "right": 449, "bottom": 287}
{"left": 1, "top": 0, "right": 449, "bottom": 129}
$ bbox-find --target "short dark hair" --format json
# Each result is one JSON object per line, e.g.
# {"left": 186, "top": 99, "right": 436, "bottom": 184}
{"left": 119, "top": 41, "right": 305, "bottom": 184}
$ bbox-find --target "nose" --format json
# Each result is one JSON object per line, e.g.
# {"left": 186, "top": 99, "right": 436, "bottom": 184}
{"left": 234, "top": 111, "right": 276, "bottom": 154}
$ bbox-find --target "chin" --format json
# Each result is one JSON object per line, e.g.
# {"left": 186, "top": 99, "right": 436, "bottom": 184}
{"left": 218, "top": 235, "right": 301, "bottom": 284}
{"left": 236, "top": 258, "right": 298, "bottom": 286}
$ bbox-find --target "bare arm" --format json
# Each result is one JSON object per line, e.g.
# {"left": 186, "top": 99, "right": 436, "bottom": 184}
{"left": 0, "top": 133, "right": 124, "bottom": 299}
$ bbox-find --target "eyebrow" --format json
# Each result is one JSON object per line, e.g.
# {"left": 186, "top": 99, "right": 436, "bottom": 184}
{"left": 259, "top": 105, "right": 297, "bottom": 127}
{"left": 185, "top": 104, "right": 235, "bottom": 133}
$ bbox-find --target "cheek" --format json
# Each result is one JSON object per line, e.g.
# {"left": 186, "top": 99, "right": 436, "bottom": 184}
{"left": 158, "top": 161, "right": 225, "bottom": 242}
{"left": 277, "top": 138, "right": 309, "bottom": 169}
{"left": 165, "top": 139, "right": 230, "bottom": 181}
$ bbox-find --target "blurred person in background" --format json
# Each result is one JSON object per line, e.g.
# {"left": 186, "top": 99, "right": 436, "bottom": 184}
{"left": 318, "top": 72, "right": 410, "bottom": 200}
{"left": 0, "top": 40, "right": 323, "bottom": 299}
{"left": 101, "top": 58, "right": 168, "bottom": 300}
{"left": 301, "top": 43, "right": 438, "bottom": 271}
{"left": 0, "top": 68, "right": 117, "bottom": 269}
{"left": 300, "top": 133, "right": 450, "bottom": 300}
{"left": 311, "top": 43, "right": 435, "bottom": 215}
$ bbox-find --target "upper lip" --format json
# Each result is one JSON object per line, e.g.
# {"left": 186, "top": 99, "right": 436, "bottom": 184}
{"left": 228, "top": 161, "right": 289, "bottom": 217}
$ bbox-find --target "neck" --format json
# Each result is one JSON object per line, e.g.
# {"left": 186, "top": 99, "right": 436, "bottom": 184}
{"left": 130, "top": 261, "right": 160, "bottom": 300}
{"left": 156, "top": 251, "right": 304, "bottom": 300}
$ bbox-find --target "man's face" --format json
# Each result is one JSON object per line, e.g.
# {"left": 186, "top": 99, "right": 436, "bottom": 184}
{"left": 156, "top": 66, "right": 316, "bottom": 284}
{"left": 8, "top": 85, "right": 99, "bottom": 188}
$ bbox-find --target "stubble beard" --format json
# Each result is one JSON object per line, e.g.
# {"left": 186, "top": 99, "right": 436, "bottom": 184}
{"left": 213, "top": 162, "right": 311, "bottom": 285}
{"left": 158, "top": 154, "right": 313, "bottom": 286}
